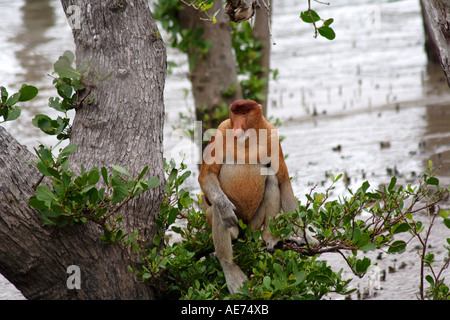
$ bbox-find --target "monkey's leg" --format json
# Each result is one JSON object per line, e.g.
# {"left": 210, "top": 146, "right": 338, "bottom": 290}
{"left": 249, "top": 174, "right": 281, "bottom": 251}
{"left": 249, "top": 175, "right": 319, "bottom": 249}
{"left": 209, "top": 206, "right": 247, "bottom": 295}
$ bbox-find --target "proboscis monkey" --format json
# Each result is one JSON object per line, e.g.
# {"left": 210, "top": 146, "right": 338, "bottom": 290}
{"left": 198, "top": 100, "right": 318, "bottom": 295}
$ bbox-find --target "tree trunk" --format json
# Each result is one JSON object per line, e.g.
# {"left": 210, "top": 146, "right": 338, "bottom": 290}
{"left": 177, "top": 1, "right": 243, "bottom": 132}
{"left": 420, "top": 0, "right": 450, "bottom": 87}
{"left": 0, "top": 0, "right": 166, "bottom": 299}
{"left": 62, "top": 0, "right": 166, "bottom": 244}
{"left": 252, "top": 0, "right": 272, "bottom": 116}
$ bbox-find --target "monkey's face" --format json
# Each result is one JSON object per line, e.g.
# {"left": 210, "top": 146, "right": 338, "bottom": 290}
{"left": 231, "top": 111, "right": 248, "bottom": 141}
{"left": 230, "top": 100, "right": 262, "bottom": 142}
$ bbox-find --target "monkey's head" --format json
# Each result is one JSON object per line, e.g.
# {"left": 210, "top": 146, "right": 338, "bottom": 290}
{"left": 229, "top": 100, "right": 263, "bottom": 140}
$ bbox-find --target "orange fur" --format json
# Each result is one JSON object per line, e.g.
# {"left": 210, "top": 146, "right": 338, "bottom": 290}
{"left": 199, "top": 100, "right": 293, "bottom": 223}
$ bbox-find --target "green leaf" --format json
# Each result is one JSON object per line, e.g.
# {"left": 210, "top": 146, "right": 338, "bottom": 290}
{"left": 355, "top": 257, "right": 371, "bottom": 274}
{"left": 426, "top": 177, "right": 439, "bottom": 186}
{"left": 263, "top": 276, "right": 271, "bottom": 289}
{"left": 35, "top": 185, "right": 57, "bottom": 204}
{"left": 356, "top": 232, "right": 369, "bottom": 248}
{"left": 387, "top": 240, "right": 406, "bottom": 254}
{"left": 40, "top": 209, "right": 61, "bottom": 218}
{"left": 148, "top": 176, "right": 160, "bottom": 189}
{"left": 5, "top": 93, "right": 20, "bottom": 107}
{"left": 426, "top": 275, "right": 434, "bottom": 288}
{"left": 62, "top": 172, "right": 72, "bottom": 186}
{"left": 167, "top": 207, "right": 178, "bottom": 226}
{"left": 388, "top": 176, "right": 397, "bottom": 192}
{"left": 153, "top": 234, "right": 161, "bottom": 247}
{"left": 18, "top": 85, "right": 38, "bottom": 102}
{"left": 312, "top": 273, "right": 332, "bottom": 284}
{"left": 5, "top": 107, "right": 21, "bottom": 121}
{"left": 101, "top": 167, "right": 109, "bottom": 185}
{"left": 54, "top": 56, "right": 80, "bottom": 79}
{"left": 138, "top": 166, "right": 149, "bottom": 180}
{"left": 362, "top": 181, "right": 370, "bottom": 192}
{"left": 168, "top": 169, "right": 177, "bottom": 184}
{"left": 48, "top": 97, "right": 64, "bottom": 112}
{"left": 28, "top": 196, "right": 50, "bottom": 210}
{"left": 142, "top": 273, "right": 151, "bottom": 280}
{"left": 36, "top": 145, "right": 54, "bottom": 163}
{"left": 60, "top": 144, "right": 77, "bottom": 157}
{"left": 88, "top": 167, "right": 100, "bottom": 185}
{"left": 392, "top": 222, "right": 410, "bottom": 234}
{"left": 1, "top": 86, "right": 8, "bottom": 103}
{"left": 273, "top": 263, "right": 283, "bottom": 277}
{"left": 324, "top": 18, "right": 334, "bottom": 26}
{"left": 360, "top": 242, "right": 376, "bottom": 252}
{"left": 47, "top": 167, "right": 61, "bottom": 179}
{"left": 293, "top": 270, "right": 306, "bottom": 286}
{"left": 37, "top": 212, "right": 56, "bottom": 226}
{"left": 81, "top": 185, "right": 96, "bottom": 194}
{"left": 331, "top": 173, "right": 342, "bottom": 183}
{"left": 62, "top": 50, "right": 75, "bottom": 65}
{"left": 444, "top": 218, "right": 450, "bottom": 229}
{"left": 318, "top": 26, "right": 336, "bottom": 40}
{"left": 424, "top": 253, "right": 435, "bottom": 264}
{"left": 71, "top": 79, "right": 85, "bottom": 90}
{"left": 112, "top": 165, "right": 133, "bottom": 179}
{"left": 300, "top": 10, "right": 321, "bottom": 23}
{"left": 32, "top": 114, "right": 53, "bottom": 131}
{"left": 112, "top": 185, "right": 129, "bottom": 204}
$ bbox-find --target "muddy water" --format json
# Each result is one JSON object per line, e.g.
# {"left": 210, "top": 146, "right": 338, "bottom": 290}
{"left": 1, "top": 0, "right": 450, "bottom": 299}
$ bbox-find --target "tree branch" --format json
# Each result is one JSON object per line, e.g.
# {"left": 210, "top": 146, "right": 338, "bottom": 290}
{"left": 420, "top": 0, "right": 450, "bottom": 87}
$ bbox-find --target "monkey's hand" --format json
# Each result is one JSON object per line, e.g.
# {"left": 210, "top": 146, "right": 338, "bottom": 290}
{"left": 216, "top": 196, "right": 238, "bottom": 228}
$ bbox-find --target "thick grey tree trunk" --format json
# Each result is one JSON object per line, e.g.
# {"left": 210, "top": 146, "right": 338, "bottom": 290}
{"left": 0, "top": 0, "right": 166, "bottom": 299}
{"left": 420, "top": 0, "right": 450, "bottom": 87}
{"left": 63, "top": 0, "right": 167, "bottom": 244}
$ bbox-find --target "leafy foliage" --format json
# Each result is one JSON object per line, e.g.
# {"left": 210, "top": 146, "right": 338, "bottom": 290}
{"left": 0, "top": 84, "right": 38, "bottom": 123}
{"left": 134, "top": 159, "right": 450, "bottom": 300}
{"left": 300, "top": 1, "right": 336, "bottom": 40}
{"left": 153, "top": 0, "right": 278, "bottom": 131}
{"left": 28, "top": 142, "right": 160, "bottom": 246}
{"left": 1, "top": 11, "right": 447, "bottom": 298}
{"left": 32, "top": 50, "right": 110, "bottom": 141}
{"left": 2, "top": 50, "right": 158, "bottom": 251}
{"left": 6, "top": 66, "right": 448, "bottom": 299}
{"left": 153, "top": 0, "right": 214, "bottom": 71}
{"left": 230, "top": 20, "right": 274, "bottom": 103}
{"left": 300, "top": 8, "right": 335, "bottom": 40}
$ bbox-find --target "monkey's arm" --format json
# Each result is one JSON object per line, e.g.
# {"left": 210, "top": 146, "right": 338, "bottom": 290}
{"left": 198, "top": 124, "right": 238, "bottom": 228}
{"left": 264, "top": 122, "right": 298, "bottom": 213}
{"left": 275, "top": 143, "right": 298, "bottom": 213}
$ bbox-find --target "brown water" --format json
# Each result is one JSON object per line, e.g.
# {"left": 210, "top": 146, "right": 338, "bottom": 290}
{"left": 1, "top": 0, "right": 450, "bottom": 299}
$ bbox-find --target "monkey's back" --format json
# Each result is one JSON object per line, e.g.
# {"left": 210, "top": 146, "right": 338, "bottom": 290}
{"left": 219, "top": 163, "right": 267, "bottom": 222}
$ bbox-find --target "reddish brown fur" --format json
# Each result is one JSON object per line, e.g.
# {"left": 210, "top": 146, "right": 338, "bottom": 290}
{"left": 199, "top": 100, "right": 293, "bottom": 223}
{"left": 198, "top": 100, "right": 301, "bottom": 294}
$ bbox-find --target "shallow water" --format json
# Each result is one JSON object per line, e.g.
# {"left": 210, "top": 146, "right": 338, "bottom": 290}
{"left": 1, "top": 0, "right": 450, "bottom": 299}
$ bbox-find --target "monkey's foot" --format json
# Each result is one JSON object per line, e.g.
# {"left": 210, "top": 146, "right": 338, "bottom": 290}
{"left": 288, "top": 232, "right": 319, "bottom": 248}
{"left": 264, "top": 233, "right": 280, "bottom": 252}
{"left": 222, "top": 261, "right": 248, "bottom": 295}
